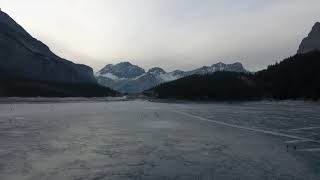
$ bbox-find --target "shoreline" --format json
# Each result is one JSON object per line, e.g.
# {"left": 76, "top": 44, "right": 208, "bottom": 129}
{"left": 0, "top": 96, "right": 319, "bottom": 105}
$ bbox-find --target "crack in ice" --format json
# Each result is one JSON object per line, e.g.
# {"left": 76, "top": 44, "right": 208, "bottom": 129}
{"left": 175, "top": 111, "right": 320, "bottom": 144}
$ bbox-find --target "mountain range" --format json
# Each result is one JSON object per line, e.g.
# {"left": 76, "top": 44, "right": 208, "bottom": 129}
{"left": 146, "top": 22, "right": 320, "bottom": 101}
{"left": 146, "top": 50, "right": 320, "bottom": 101}
{"left": 95, "top": 62, "right": 248, "bottom": 93}
{"left": 0, "top": 7, "right": 319, "bottom": 99}
{"left": 96, "top": 21, "right": 320, "bottom": 94}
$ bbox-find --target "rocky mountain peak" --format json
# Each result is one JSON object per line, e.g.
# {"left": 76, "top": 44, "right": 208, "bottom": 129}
{"left": 96, "top": 61, "right": 248, "bottom": 93}
{"left": 297, "top": 22, "right": 320, "bottom": 54}
{"left": 148, "top": 67, "right": 166, "bottom": 75}
{"left": 97, "top": 62, "right": 145, "bottom": 79}
{"left": 0, "top": 9, "right": 26, "bottom": 33}
{"left": 0, "top": 9, "right": 14, "bottom": 26}
{"left": 170, "top": 70, "right": 185, "bottom": 77}
{"left": 228, "top": 62, "right": 245, "bottom": 69}
{"left": 215, "top": 62, "right": 226, "bottom": 66}
{"left": 310, "top": 22, "right": 320, "bottom": 35}
{"left": 117, "top": 61, "right": 133, "bottom": 66}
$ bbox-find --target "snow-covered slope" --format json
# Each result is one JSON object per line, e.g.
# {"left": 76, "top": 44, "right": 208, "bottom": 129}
{"left": 95, "top": 62, "right": 248, "bottom": 93}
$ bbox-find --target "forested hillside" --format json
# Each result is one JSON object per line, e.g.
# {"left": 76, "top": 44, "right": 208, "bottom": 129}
{"left": 145, "top": 72, "right": 264, "bottom": 101}
{"left": 0, "top": 70, "right": 118, "bottom": 97}
{"left": 146, "top": 51, "right": 320, "bottom": 101}
{"left": 256, "top": 50, "right": 320, "bottom": 100}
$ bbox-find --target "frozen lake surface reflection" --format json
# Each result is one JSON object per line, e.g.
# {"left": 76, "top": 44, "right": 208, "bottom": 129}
{"left": 0, "top": 99, "right": 319, "bottom": 180}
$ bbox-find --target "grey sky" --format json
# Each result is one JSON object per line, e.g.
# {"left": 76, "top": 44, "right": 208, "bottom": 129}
{"left": 1, "top": 0, "right": 320, "bottom": 71}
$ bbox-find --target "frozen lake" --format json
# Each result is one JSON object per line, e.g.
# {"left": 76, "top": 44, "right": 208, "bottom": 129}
{"left": 0, "top": 99, "right": 319, "bottom": 180}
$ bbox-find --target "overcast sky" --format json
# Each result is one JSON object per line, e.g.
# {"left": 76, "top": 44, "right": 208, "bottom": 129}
{"left": 1, "top": 0, "right": 320, "bottom": 71}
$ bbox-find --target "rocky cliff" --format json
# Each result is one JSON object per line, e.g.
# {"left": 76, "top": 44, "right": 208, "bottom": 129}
{"left": 297, "top": 22, "right": 320, "bottom": 54}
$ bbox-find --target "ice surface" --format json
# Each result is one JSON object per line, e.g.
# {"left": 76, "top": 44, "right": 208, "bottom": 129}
{"left": 0, "top": 99, "right": 319, "bottom": 180}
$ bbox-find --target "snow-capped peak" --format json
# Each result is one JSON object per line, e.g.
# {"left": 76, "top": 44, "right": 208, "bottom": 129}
{"left": 97, "top": 61, "right": 145, "bottom": 79}
{"left": 148, "top": 67, "right": 166, "bottom": 76}
{"left": 95, "top": 61, "right": 248, "bottom": 93}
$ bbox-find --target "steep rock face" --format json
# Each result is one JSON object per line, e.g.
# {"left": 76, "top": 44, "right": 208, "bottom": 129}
{"left": 148, "top": 67, "right": 166, "bottom": 76}
{"left": 97, "top": 62, "right": 145, "bottom": 79}
{"left": 95, "top": 62, "right": 159, "bottom": 93}
{"left": 0, "top": 9, "right": 96, "bottom": 83}
{"left": 96, "top": 61, "right": 248, "bottom": 93}
{"left": 297, "top": 22, "right": 320, "bottom": 54}
{"left": 187, "top": 62, "right": 247, "bottom": 76}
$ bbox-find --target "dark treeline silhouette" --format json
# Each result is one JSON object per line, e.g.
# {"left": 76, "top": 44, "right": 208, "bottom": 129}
{"left": 0, "top": 70, "right": 118, "bottom": 97}
{"left": 145, "top": 51, "right": 320, "bottom": 101}
{"left": 145, "top": 72, "right": 264, "bottom": 101}
{"left": 256, "top": 50, "right": 320, "bottom": 100}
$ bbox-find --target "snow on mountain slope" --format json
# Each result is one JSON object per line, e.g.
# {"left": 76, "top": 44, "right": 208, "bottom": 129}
{"left": 95, "top": 62, "right": 248, "bottom": 93}
{"left": 96, "top": 62, "right": 145, "bottom": 79}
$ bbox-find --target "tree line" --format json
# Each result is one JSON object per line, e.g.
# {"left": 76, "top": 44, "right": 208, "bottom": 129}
{"left": 146, "top": 51, "right": 320, "bottom": 101}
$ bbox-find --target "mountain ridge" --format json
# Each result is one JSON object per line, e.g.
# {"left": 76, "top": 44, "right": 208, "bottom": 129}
{"left": 95, "top": 61, "right": 248, "bottom": 93}
{"left": 297, "top": 22, "right": 320, "bottom": 54}
{"left": 0, "top": 9, "right": 117, "bottom": 97}
{"left": 0, "top": 9, "right": 96, "bottom": 84}
{"left": 146, "top": 51, "right": 320, "bottom": 101}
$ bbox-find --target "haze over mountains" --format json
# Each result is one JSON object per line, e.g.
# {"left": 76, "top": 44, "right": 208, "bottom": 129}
{"left": 95, "top": 62, "right": 248, "bottom": 93}
{"left": 146, "top": 22, "right": 320, "bottom": 101}
{"left": 0, "top": 8, "right": 319, "bottom": 99}
{"left": 96, "top": 22, "right": 320, "bottom": 94}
